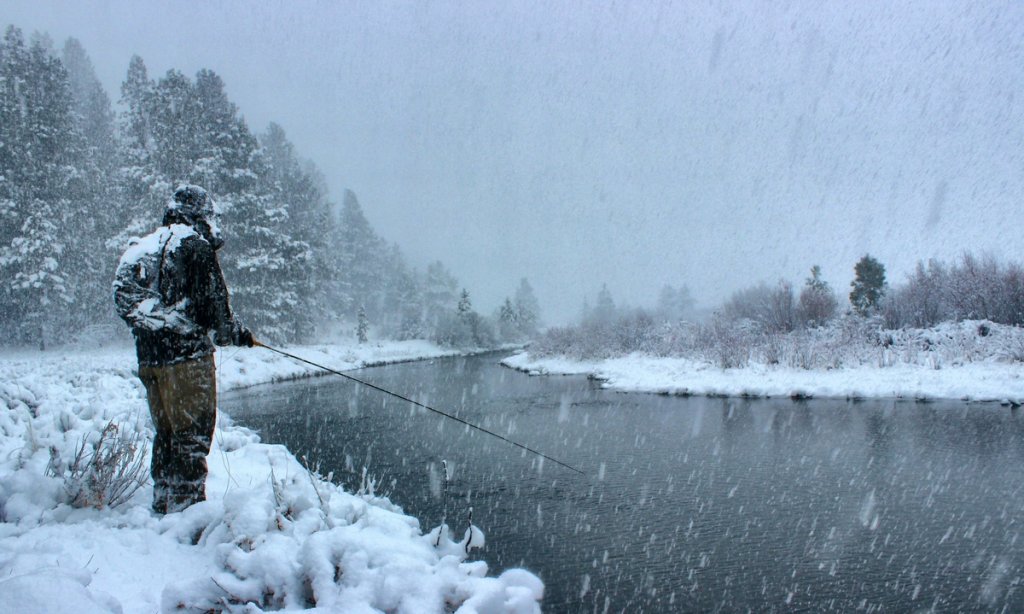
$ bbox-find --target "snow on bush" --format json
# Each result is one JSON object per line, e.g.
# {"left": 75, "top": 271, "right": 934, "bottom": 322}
{"left": 517, "top": 319, "right": 1024, "bottom": 403}
{"left": 535, "top": 314, "right": 1024, "bottom": 372}
{"left": 160, "top": 444, "right": 533, "bottom": 612}
{"left": 0, "top": 346, "right": 543, "bottom": 613}
{"left": 46, "top": 421, "right": 149, "bottom": 510}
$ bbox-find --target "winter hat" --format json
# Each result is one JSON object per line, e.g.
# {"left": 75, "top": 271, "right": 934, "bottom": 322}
{"left": 169, "top": 184, "right": 214, "bottom": 220}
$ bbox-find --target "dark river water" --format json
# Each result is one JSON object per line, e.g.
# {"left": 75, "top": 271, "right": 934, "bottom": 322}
{"left": 220, "top": 353, "right": 1024, "bottom": 612}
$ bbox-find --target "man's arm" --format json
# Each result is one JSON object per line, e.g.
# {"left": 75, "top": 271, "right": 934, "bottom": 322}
{"left": 189, "top": 238, "right": 252, "bottom": 346}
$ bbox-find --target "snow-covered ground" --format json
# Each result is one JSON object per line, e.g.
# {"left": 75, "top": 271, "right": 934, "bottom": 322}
{"left": 505, "top": 322, "right": 1024, "bottom": 405}
{"left": 0, "top": 341, "right": 542, "bottom": 613}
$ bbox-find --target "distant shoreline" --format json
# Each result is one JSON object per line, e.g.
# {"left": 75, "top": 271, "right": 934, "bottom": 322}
{"left": 502, "top": 351, "right": 1024, "bottom": 406}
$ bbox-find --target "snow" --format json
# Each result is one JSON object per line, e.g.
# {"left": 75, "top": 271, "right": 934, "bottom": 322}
{"left": 505, "top": 322, "right": 1024, "bottom": 404}
{"left": 0, "top": 341, "right": 542, "bottom": 613}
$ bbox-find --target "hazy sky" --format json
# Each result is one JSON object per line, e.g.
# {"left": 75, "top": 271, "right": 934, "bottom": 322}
{"left": 7, "top": 1, "right": 1024, "bottom": 323}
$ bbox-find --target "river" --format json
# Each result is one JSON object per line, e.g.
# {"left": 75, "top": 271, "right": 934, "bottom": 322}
{"left": 220, "top": 352, "right": 1024, "bottom": 612}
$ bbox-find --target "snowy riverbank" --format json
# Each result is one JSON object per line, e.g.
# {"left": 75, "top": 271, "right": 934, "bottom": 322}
{"left": 504, "top": 322, "right": 1024, "bottom": 405}
{"left": 0, "top": 341, "right": 542, "bottom": 613}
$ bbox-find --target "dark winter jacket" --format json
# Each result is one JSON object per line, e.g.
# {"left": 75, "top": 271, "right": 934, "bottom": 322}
{"left": 113, "top": 209, "right": 247, "bottom": 366}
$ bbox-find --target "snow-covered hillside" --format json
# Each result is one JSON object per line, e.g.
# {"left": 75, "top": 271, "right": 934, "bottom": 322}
{"left": 0, "top": 342, "right": 542, "bottom": 613}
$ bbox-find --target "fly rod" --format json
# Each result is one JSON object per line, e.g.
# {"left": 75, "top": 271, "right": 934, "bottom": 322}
{"left": 253, "top": 340, "right": 585, "bottom": 476}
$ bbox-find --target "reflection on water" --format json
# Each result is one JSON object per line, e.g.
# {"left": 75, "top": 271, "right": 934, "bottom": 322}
{"left": 221, "top": 354, "right": 1024, "bottom": 612}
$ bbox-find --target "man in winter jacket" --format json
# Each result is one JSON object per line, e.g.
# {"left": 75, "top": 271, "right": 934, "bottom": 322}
{"left": 113, "top": 184, "right": 254, "bottom": 514}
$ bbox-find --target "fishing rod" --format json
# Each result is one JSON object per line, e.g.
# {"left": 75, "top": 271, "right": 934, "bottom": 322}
{"left": 253, "top": 340, "right": 586, "bottom": 476}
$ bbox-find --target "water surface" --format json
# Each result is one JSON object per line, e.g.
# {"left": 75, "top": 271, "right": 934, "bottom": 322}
{"left": 221, "top": 354, "right": 1024, "bottom": 612}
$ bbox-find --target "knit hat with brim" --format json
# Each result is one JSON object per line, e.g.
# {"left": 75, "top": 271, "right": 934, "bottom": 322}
{"left": 168, "top": 184, "right": 214, "bottom": 220}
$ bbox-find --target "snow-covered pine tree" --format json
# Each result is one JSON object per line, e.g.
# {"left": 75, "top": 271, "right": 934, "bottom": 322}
{"left": 513, "top": 277, "right": 541, "bottom": 339}
{"left": 194, "top": 70, "right": 310, "bottom": 342}
{"left": 437, "top": 288, "right": 477, "bottom": 347}
{"left": 798, "top": 265, "right": 837, "bottom": 327}
{"left": 356, "top": 306, "right": 368, "bottom": 343}
{"left": 497, "top": 297, "right": 518, "bottom": 341}
{"left": 0, "top": 28, "right": 83, "bottom": 348}
{"left": 656, "top": 284, "right": 695, "bottom": 322}
{"left": 61, "top": 37, "right": 119, "bottom": 332}
{"left": 0, "top": 28, "right": 28, "bottom": 324}
{"left": 456, "top": 288, "right": 492, "bottom": 347}
{"left": 423, "top": 260, "right": 458, "bottom": 336}
{"left": 380, "top": 243, "right": 423, "bottom": 339}
{"left": 259, "top": 122, "right": 333, "bottom": 340}
{"left": 335, "top": 190, "right": 387, "bottom": 321}
{"left": 457, "top": 288, "right": 472, "bottom": 316}
{"left": 62, "top": 39, "right": 115, "bottom": 161}
{"left": 592, "top": 283, "right": 616, "bottom": 324}
{"left": 113, "top": 55, "right": 170, "bottom": 251}
{"left": 114, "top": 65, "right": 312, "bottom": 342}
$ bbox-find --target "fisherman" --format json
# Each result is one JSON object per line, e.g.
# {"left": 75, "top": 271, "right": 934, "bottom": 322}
{"left": 113, "top": 184, "right": 254, "bottom": 514}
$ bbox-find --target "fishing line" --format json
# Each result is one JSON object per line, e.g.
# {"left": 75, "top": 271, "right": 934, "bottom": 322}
{"left": 254, "top": 341, "right": 585, "bottom": 476}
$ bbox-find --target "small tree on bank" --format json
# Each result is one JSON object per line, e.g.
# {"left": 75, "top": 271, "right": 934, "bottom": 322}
{"left": 799, "top": 265, "right": 838, "bottom": 327}
{"left": 850, "top": 255, "right": 886, "bottom": 316}
{"left": 356, "top": 306, "right": 368, "bottom": 343}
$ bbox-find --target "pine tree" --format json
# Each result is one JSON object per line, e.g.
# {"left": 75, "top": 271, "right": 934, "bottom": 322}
{"left": 0, "top": 28, "right": 29, "bottom": 322}
{"left": 593, "top": 283, "right": 616, "bottom": 324}
{"left": 513, "top": 277, "right": 541, "bottom": 339}
{"left": 380, "top": 243, "right": 423, "bottom": 339}
{"left": 62, "top": 38, "right": 115, "bottom": 159}
{"left": 656, "top": 284, "right": 695, "bottom": 321}
{"left": 0, "top": 29, "right": 84, "bottom": 347}
{"left": 356, "top": 306, "right": 368, "bottom": 343}
{"left": 258, "top": 122, "right": 331, "bottom": 339}
{"left": 457, "top": 289, "right": 472, "bottom": 316}
{"left": 113, "top": 55, "right": 167, "bottom": 249}
{"left": 450, "top": 288, "right": 477, "bottom": 347}
{"left": 115, "top": 64, "right": 312, "bottom": 342}
{"left": 799, "top": 265, "right": 838, "bottom": 327}
{"left": 497, "top": 297, "right": 518, "bottom": 341}
{"left": 850, "top": 255, "right": 886, "bottom": 316}
{"left": 423, "top": 260, "right": 458, "bottom": 335}
{"left": 579, "top": 296, "right": 592, "bottom": 323}
{"left": 335, "top": 190, "right": 386, "bottom": 321}
{"left": 61, "top": 37, "right": 118, "bottom": 330}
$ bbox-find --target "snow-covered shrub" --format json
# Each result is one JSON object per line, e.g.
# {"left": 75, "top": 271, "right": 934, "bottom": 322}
{"left": 760, "top": 332, "right": 784, "bottom": 365}
{"left": 697, "top": 315, "right": 752, "bottom": 369}
{"left": 883, "top": 259, "right": 950, "bottom": 328}
{"left": 648, "top": 320, "right": 701, "bottom": 357}
{"left": 998, "top": 328, "right": 1024, "bottom": 363}
{"left": 783, "top": 330, "right": 819, "bottom": 370}
{"left": 46, "top": 421, "right": 149, "bottom": 509}
{"left": 722, "top": 280, "right": 797, "bottom": 334}
{"left": 611, "top": 309, "right": 658, "bottom": 354}
{"left": 160, "top": 447, "right": 525, "bottom": 613}
{"left": 533, "top": 320, "right": 618, "bottom": 360}
{"left": 883, "top": 253, "right": 1024, "bottom": 329}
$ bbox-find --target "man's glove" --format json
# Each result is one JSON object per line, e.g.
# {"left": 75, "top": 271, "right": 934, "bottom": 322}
{"left": 233, "top": 326, "right": 255, "bottom": 348}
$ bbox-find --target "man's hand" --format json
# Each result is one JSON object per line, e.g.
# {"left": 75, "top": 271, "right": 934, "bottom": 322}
{"left": 233, "top": 326, "right": 255, "bottom": 348}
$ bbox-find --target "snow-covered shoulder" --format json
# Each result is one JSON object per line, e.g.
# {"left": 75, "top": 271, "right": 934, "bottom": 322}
{"left": 504, "top": 321, "right": 1024, "bottom": 404}
{"left": 0, "top": 342, "right": 542, "bottom": 613}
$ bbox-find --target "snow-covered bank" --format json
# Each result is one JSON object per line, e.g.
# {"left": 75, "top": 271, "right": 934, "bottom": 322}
{"left": 505, "top": 322, "right": 1024, "bottom": 405}
{"left": 0, "top": 341, "right": 542, "bottom": 613}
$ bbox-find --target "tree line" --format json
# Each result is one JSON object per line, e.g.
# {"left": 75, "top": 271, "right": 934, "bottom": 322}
{"left": 718, "top": 252, "right": 1024, "bottom": 334}
{"left": 0, "top": 26, "right": 540, "bottom": 349}
{"left": 538, "top": 252, "right": 1024, "bottom": 362}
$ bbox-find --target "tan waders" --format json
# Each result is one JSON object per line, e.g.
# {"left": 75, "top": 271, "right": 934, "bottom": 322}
{"left": 138, "top": 354, "right": 216, "bottom": 514}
